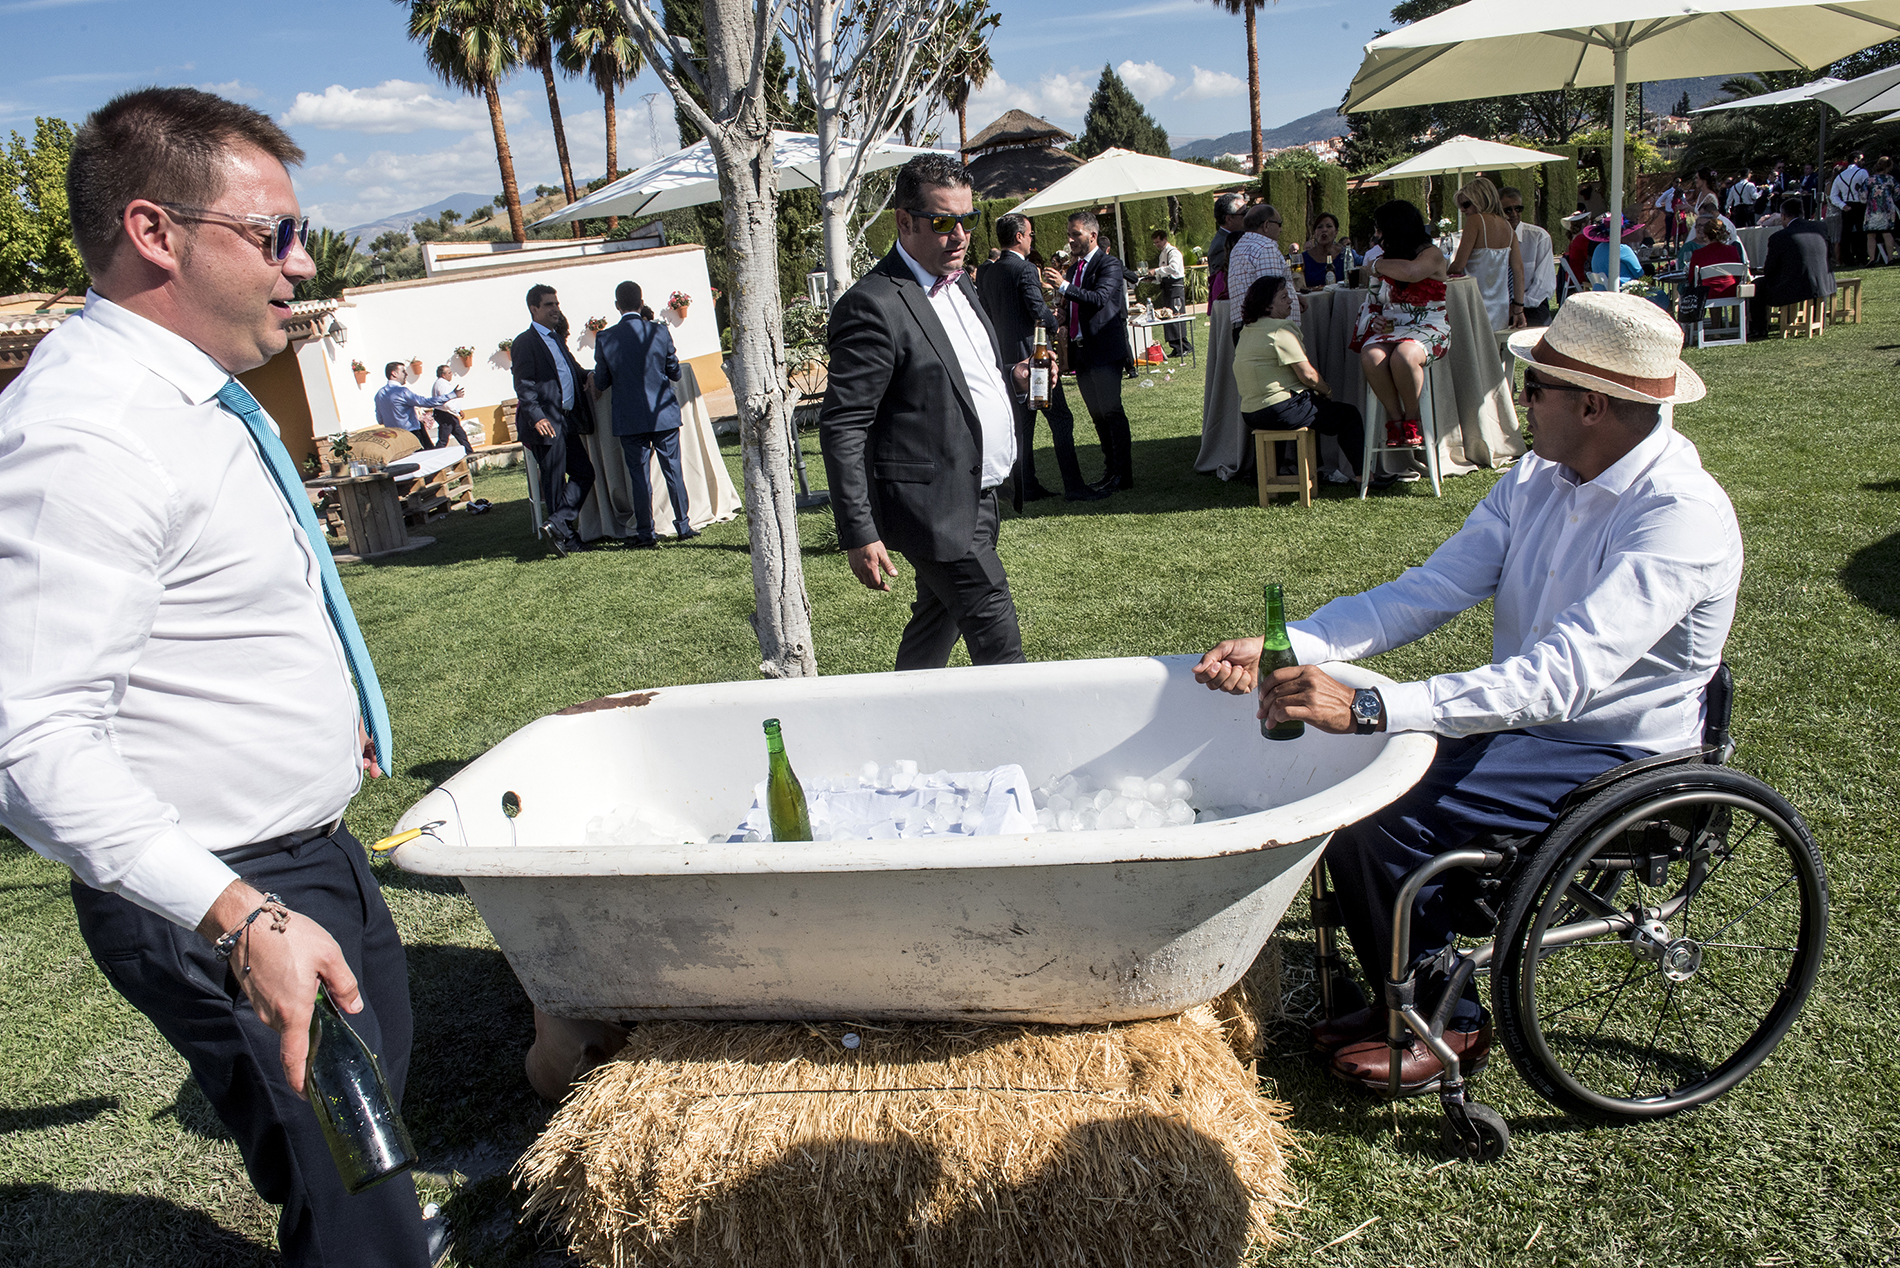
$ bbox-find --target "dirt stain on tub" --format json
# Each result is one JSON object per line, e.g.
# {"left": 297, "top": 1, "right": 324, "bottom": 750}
{"left": 557, "top": 691, "right": 658, "bottom": 715}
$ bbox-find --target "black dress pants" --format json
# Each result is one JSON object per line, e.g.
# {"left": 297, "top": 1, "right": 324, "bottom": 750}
{"left": 1012, "top": 380, "right": 1090, "bottom": 496}
{"left": 619, "top": 428, "right": 691, "bottom": 542}
{"left": 430, "top": 408, "right": 473, "bottom": 453}
{"left": 895, "top": 489, "right": 1026, "bottom": 671}
{"left": 1842, "top": 202, "right": 1867, "bottom": 264}
{"left": 1073, "top": 361, "right": 1133, "bottom": 487}
{"left": 1159, "top": 279, "right": 1188, "bottom": 353}
{"left": 1243, "top": 390, "right": 1365, "bottom": 478}
{"left": 525, "top": 417, "right": 595, "bottom": 542}
{"left": 69, "top": 826, "right": 429, "bottom": 1268}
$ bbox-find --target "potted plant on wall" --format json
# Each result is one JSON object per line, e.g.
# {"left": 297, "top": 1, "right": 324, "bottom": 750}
{"left": 351, "top": 359, "right": 368, "bottom": 385}
{"left": 327, "top": 432, "right": 353, "bottom": 477}
{"left": 667, "top": 290, "right": 692, "bottom": 318}
{"left": 408, "top": 356, "right": 424, "bottom": 378}
{"left": 497, "top": 337, "right": 513, "bottom": 367}
{"left": 454, "top": 345, "right": 475, "bottom": 370}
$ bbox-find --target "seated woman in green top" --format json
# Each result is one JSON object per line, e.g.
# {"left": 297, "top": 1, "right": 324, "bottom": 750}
{"left": 1233, "top": 275, "right": 1370, "bottom": 482}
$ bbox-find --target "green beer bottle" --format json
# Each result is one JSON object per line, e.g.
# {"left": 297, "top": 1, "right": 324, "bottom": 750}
{"left": 305, "top": 985, "right": 418, "bottom": 1194}
{"left": 1261, "top": 583, "right": 1304, "bottom": 741}
{"left": 763, "top": 718, "right": 812, "bottom": 841}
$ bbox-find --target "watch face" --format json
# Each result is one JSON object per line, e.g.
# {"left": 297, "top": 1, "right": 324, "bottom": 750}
{"left": 1353, "top": 689, "right": 1380, "bottom": 722}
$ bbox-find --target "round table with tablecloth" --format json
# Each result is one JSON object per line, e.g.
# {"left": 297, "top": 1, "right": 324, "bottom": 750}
{"left": 573, "top": 361, "right": 743, "bottom": 541}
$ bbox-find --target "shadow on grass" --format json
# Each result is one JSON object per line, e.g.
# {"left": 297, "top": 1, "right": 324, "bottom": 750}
{"left": 0, "top": 1185, "right": 270, "bottom": 1268}
{"left": 401, "top": 943, "right": 549, "bottom": 1158}
{"left": 1840, "top": 529, "right": 1900, "bottom": 620}
{"left": 0, "top": 1097, "right": 118, "bottom": 1135}
{"left": 1860, "top": 479, "right": 1900, "bottom": 494}
{"left": 151, "top": 1078, "right": 229, "bottom": 1142}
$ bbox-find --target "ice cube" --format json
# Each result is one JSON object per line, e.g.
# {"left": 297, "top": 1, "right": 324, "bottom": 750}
{"left": 1033, "top": 788, "right": 1050, "bottom": 810}
{"left": 891, "top": 759, "right": 918, "bottom": 791}
{"left": 1057, "top": 809, "right": 1078, "bottom": 832}
{"left": 1077, "top": 807, "right": 1100, "bottom": 831}
{"left": 927, "top": 812, "right": 952, "bottom": 834}
{"left": 1168, "top": 778, "right": 1194, "bottom": 802}
{"left": 859, "top": 761, "right": 879, "bottom": 786}
{"left": 1134, "top": 804, "right": 1165, "bottom": 829}
{"left": 1164, "top": 798, "right": 1195, "bottom": 826}
{"left": 1096, "top": 804, "right": 1130, "bottom": 830}
{"left": 743, "top": 828, "right": 763, "bottom": 843}
{"left": 1093, "top": 789, "right": 1115, "bottom": 811}
{"left": 1145, "top": 780, "right": 1169, "bottom": 804}
{"left": 1035, "top": 808, "right": 1057, "bottom": 831}
{"left": 1115, "top": 775, "right": 1146, "bottom": 797}
{"left": 1048, "top": 793, "right": 1071, "bottom": 815}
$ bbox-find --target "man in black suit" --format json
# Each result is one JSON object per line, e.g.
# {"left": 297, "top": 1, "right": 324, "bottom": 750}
{"left": 1042, "top": 211, "right": 1134, "bottom": 493}
{"left": 512, "top": 283, "right": 597, "bottom": 556}
{"left": 1750, "top": 197, "right": 1835, "bottom": 338}
{"left": 977, "top": 213, "right": 1105, "bottom": 505}
{"left": 820, "top": 153, "right": 1029, "bottom": 671}
{"left": 591, "top": 280, "right": 698, "bottom": 548}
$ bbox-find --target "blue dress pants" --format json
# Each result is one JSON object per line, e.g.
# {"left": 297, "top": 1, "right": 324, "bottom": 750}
{"left": 618, "top": 427, "right": 691, "bottom": 543}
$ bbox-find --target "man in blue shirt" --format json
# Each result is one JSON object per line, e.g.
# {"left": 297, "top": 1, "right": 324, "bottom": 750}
{"left": 371, "top": 362, "right": 461, "bottom": 435}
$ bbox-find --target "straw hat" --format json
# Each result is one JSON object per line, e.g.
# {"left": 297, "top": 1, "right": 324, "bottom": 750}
{"left": 1506, "top": 291, "right": 1707, "bottom": 405}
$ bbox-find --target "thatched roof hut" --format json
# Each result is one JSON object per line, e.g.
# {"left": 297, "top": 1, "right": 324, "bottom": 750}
{"left": 962, "top": 111, "right": 1082, "bottom": 201}
{"left": 962, "top": 110, "right": 1074, "bottom": 156}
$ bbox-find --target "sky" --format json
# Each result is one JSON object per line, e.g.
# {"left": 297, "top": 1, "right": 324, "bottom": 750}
{"left": 4, "top": 0, "right": 1399, "bottom": 232}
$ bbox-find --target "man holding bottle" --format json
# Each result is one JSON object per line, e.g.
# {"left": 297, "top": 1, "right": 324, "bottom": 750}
{"left": 0, "top": 89, "right": 439, "bottom": 1266}
{"left": 1194, "top": 293, "right": 1742, "bottom": 1095}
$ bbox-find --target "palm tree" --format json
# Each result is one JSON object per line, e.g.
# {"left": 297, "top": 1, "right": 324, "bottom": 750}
{"left": 1200, "top": 0, "right": 1276, "bottom": 175}
{"left": 298, "top": 229, "right": 369, "bottom": 300}
{"left": 512, "top": 0, "right": 582, "bottom": 235}
{"left": 403, "top": 0, "right": 528, "bottom": 241}
{"left": 552, "top": 0, "right": 644, "bottom": 230}
{"left": 939, "top": 0, "right": 998, "bottom": 151}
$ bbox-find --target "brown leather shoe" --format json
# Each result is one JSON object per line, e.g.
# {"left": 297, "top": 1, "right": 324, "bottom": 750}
{"left": 1310, "top": 1006, "right": 1384, "bottom": 1053}
{"left": 1329, "top": 1022, "right": 1491, "bottom": 1096}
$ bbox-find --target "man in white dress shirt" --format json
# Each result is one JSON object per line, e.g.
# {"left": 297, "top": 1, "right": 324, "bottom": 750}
{"left": 1149, "top": 228, "right": 1189, "bottom": 357}
{"left": 0, "top": 88, "right": 437, "bottom": 1266}
{"left": 1195, "top": 293, "right": 1740, "bottom": 1094}
{"left": 1499, "top": 186, "right": 1555, "bottom": 326}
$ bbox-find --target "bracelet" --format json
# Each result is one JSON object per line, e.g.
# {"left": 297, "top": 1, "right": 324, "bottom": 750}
{"left": 212, "top": 892, "right": 289, "bottom": 962}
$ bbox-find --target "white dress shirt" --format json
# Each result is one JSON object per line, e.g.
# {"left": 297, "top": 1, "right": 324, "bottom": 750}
{"left": 0, "top": 294, "right": 363, "bottom": 930}
{"left": 894, "top": 241, "right": 1017, "bottom": 488}
{"left": 533, "top": 320, "right": 576, "bottom": 409}
{"left": 1153, "top": 242, "right": 1185, "bottom": 281}
{"left": 1226, "top": 232, "right": 1302, "bottom": 328}
{"left": 1290, "top": 424, "right": 1742, "bottom": 754}
{"left": 1514, "top": 222, "right": 1556, "bottom": 307}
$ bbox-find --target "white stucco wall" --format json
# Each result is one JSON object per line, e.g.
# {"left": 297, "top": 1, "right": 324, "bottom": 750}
{"left": 317, "top": 243, "right": 717, "bottom": 431}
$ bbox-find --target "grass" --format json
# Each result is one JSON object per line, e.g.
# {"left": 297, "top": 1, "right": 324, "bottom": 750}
{"left": 4, "top": 287, "right": 1899, "bottom": 1267}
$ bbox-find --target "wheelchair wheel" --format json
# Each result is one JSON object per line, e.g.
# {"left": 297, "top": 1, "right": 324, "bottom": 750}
{"left": 1492, "top": 766, "right": 1827, "bottom": 1122}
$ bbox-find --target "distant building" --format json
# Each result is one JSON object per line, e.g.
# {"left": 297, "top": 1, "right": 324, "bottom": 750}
{"left": 961, "top": 110, "right": 1084, "bottom": 201}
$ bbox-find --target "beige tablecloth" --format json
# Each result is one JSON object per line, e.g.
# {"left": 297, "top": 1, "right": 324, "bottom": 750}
{"left": 576, "top": 362, "right": 743, "bottom": 540}
{"left": 1196, "top": 279, "right": 1525, "bottom": 482}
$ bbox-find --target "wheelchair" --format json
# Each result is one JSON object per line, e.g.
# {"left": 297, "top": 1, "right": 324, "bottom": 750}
{"left": 1308, "top": 664, "right": 1829, "bottom": 1161}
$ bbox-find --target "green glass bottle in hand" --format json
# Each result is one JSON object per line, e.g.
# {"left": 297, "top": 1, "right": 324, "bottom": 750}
{"left": 306, "top": 985, "right": 418, "bottom": 1194}
{"left": 763, "top": 718, "right": 812, "bottom": 841}
{"left": 1261, "top": 583, "right": 1304, "bottom": 741}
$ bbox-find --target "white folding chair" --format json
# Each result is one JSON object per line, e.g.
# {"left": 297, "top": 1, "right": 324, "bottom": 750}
{"left": 1361, "top": 359, "right": 1444, "bottom": 499}
{"left": 1692, "top": 262, "right": 1751, "bottom": 348}
{"left": 1558, "top": 258, "right": 1586, "bottom": 301}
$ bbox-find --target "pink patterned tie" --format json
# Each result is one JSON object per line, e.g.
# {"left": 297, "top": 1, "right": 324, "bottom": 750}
{"left": 929, "top": 270, "right": 965, "bottom": 297}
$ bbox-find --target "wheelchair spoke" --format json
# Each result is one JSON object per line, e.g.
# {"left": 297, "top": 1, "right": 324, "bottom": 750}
{"left": 1699, "top": 869, "right": 1799, "bottom": 945}
{"left": 1540, "top": 961, "right": 1660, "bottom": 1023}
{"left": 1699, "top": 941, "right": 1799, "bottom": 953}
{"left": 1627, "top": 979, "right": 1679, "bottom": 1099}
{"left": 1670, "top": 986, "right": 1707, "bottom": 1076}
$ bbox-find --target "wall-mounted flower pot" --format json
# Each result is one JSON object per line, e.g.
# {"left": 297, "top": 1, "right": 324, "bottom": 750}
{"left": 353, "top": 369, "right": 368, "bottom": 385}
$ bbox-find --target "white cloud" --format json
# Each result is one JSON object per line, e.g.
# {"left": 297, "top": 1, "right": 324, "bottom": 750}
{"left": 195, "top": 80, "right": 261, "bottom": 102}
{"left": 963, "top": 69, "right": 1095, "bottom": 130}
{"left": 282, "top": 80, "right": 489, "bottom": 134}
{"left": 1177, "top": 65, "right": 1245, "bottom": 102}
{"left": 1117, "top": 61, "right": 1176, "bottom": 104}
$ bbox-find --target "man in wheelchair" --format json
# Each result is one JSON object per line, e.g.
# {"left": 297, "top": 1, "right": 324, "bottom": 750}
{"left": 1196, "top": 292, "right": 1741, "bottom": 1095}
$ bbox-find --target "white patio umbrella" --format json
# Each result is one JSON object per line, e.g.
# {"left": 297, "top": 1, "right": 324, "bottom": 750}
{"left": 1372, "top": 135, "right": 1568, "bottom": 231}
{"left": 1813, "top": 60, "right": 1900, "bottom": 115}
{"left": 533, "top": 131, "right": 940, "bottom": 227}
{"left": 1009, "top": 147, "right": 1237, "bottom": 259}
{"left": 1344, "top": 0, "right": 1900, "bottom": 287}
{"left": 1691, "top": 75, "right": 1846, "bottom": 111}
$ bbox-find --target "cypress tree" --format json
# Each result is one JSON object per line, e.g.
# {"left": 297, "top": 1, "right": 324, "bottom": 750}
{"left": 1074, "top": 64, "right": 1170, "bottom": 159}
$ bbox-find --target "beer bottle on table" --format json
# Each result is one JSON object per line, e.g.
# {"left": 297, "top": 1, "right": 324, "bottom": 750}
{"left": 763, "top": 718, "right": 812, "bottom": 841}
{"left": 306, "top": 985, "right": 418, "bottom": 1194}
{"left": 1029, "top": 326, "right": 1054, "bottom": 410}
{"left": 1261, "top": 583, "right": 1304, "bottom": 741}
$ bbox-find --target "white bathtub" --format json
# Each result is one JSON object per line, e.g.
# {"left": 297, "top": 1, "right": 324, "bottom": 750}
{"left": 389, "top": 655, "right": 1435, "bottom": 1024}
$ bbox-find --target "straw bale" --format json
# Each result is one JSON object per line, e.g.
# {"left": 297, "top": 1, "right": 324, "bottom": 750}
{"left": 516, "top": 1004, "right": 1295, "bottom": 1268}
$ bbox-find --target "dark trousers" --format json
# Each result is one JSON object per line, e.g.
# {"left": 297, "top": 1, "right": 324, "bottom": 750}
{"left": 430, "top": 408, "right": 472, "bottom": 453}
{"left": 1159, "top": 279, "right": 1188, "bottom": 353}
{"left": 1243, "top": 390, "right": 1365, "bottom": 478}
{"left": 1012, "top": 380, "right": 1090, "bottom": 496}
{"left": 69, "top": 826, "right": 429, "bottom": 1268}
{"left": 1524, "top": 299, "right": 1552, "bottom": 326}
{"left": 525, "top": 418, "right": 595, "bottom": 542}
{"left": 618, "top": 428, "right": 691, "bottom": 542}
{"left": 895, "top": 489, "right": 1025, "bottom": 671}
{"left": 1073, "top": 360, "right": 1133, "bottom": 487}
{"left": 1842, "top": 202, "right": 1867, "bottom": 264}
{"left": 1324, "top": 730, "right": 1646, "bottom": 1024}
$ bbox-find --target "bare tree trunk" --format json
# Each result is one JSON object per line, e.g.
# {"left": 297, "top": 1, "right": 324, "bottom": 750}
{"left": 1246, "top": 2, "right": 1262, "bottom": 175}
{"left": 604, "top": 79, "right": 620, "bottom": 233}
{"left": 486, "top": 83, "right": 527, "bottom": 242}
{"left": 814, "top": 0, "right": 854, "bottom": 304}
{"left": 540, "top": 59, "right": 584, "bottom": 239}
{"left": 957, "top": 103, "right": 967, "bottom": 150}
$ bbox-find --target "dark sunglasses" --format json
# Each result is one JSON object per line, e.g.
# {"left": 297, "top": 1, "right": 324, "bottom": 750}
{"left": 1521, "top": 373, "right": 1592, "bottom": 399}
{"left": 1502, "top": 204, "right": 1525, "bottom": 213}
{"left": 161, "top": 203, "right": 310, "bottom": 261}
{"left": 905, "top": 209, "right": 980, "bottom": 234}
{"left": 1456, "top": 199, "right": 1474, "bottom": 211}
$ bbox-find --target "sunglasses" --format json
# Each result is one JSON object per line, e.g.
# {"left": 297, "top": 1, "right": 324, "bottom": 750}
{"left": 1521, "top": 373, "right": 1593, "bottom": 400}
{"left": 1502, "top": 204, "right": 1524, "bottom": 213}
{"left": 161, "top": 203, "right": 310, "bottom": 261}
{"left": 906, "top": 209, "right": 980, "bottom": 234}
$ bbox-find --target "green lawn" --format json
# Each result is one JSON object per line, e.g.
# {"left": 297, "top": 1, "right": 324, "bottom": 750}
{"left": 4, "top": 284, "right": 1898, "bottom": 1267}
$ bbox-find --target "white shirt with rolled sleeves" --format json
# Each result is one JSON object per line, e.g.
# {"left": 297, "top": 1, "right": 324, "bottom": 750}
{"left": 0, "top": 293, "right": 363, "bottom": 930}
{"left": 1287, "top": 424, "right": 1742, "bottom": 754}
{"left": 894, "top": 240, "right": 1017, "bottom": 488}
{"left": 1514, "top": 221, "right": 1557, "bottom": 307}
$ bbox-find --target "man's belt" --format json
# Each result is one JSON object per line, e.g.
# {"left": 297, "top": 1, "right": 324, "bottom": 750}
{"left": 214, "top": 819, "right": 344, "bottom": 866}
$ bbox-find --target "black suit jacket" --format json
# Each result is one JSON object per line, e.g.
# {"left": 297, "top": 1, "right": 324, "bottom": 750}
{"left": 511, "top": 324, "right": 596, "bottom": 436}
{"left": 819, "top": 248, "right": 1009, "bottom": 562}
{"left": 1062, "top": 248, "right": 1131, "bottom": 369}
{"left": 1757, "top": 220, "right": 1835, "bottom": 307}
{"left": 976, "top": 250, "right": 1057, "bottom": 363}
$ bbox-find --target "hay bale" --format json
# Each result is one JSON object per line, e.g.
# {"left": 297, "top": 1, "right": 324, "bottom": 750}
{"left": 516, "top": 1005, "right": 1295, "bottom": 1268}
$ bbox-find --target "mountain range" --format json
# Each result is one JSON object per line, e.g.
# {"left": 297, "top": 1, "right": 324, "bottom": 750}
{"left": 340, "top": 193, "right": 498, "bottom": 243}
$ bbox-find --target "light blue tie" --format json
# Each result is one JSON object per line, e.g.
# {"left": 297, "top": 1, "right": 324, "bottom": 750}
{"left": 216, "top": 380, "right": 393, "bottom": 772}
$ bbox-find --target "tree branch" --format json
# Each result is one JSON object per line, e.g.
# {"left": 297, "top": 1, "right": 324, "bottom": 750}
{"left": 615, "top": 0, "right": 720, "bottom": 140}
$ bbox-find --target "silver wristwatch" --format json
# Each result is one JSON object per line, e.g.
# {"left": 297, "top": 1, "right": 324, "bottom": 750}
{"left": 1351, "top": 687, "right": 1384, "bottom": 735}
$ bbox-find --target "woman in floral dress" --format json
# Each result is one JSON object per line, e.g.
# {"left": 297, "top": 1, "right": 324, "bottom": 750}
{"left": 1863, "top": 156, "right": 1897, "bottom": 266}
{"left": 1350, "top": 200, "right": 1450, "bottom": 447}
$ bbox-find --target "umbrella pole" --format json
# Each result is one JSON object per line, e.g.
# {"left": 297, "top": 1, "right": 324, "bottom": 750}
{"left": 1606, "top": 40, "right": 1628, "bottom": 293}
{"left": 1115, "top": 199, "right": 1126, "bottom": 262}
{"left": 1817, "top": 101, "right": 1829, "bottom": 220}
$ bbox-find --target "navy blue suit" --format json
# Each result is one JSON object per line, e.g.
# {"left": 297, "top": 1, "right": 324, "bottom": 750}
{"left": 592, "top": 313, "right": 690, "bottom": 541}
{"left": 1060, "top": 247, "right": 1134, "bottom": 487}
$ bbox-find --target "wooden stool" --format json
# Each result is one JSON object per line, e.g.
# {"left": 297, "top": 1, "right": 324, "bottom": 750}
{"left": 1776, "top": 297, "right": 1825, "bottom": 338}
{"left": 1252, "top": 427, "right": 1316, "bottom": 508}
{"left": 1827, "top": 276, "right": 1862, "bottom": 325}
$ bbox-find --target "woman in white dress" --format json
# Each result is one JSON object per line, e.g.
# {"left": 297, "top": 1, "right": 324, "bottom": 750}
{"left": 1448, "top": 176, "right": 1527, "bottom": 332}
